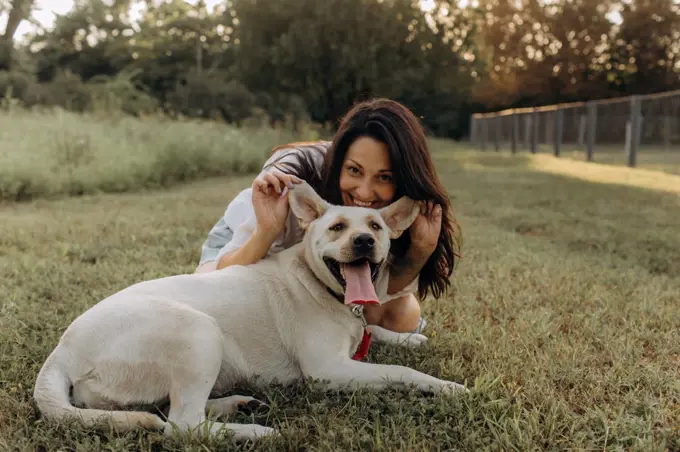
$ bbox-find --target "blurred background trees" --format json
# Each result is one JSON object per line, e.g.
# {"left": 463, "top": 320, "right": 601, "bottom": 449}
{"left": 1, "top": 0, "right": 679, "bottom": 139}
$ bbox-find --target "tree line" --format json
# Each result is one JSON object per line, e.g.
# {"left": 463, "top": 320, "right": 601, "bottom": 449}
{"left": 1, "top": 0, "right": 679, "bottom": 139}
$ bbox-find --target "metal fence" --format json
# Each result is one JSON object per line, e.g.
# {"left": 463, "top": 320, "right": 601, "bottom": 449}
{"left": 469, "top": 89, "right": 680, "bottom": 175}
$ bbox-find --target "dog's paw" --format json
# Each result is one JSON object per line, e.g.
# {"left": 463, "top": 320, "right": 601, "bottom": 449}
{"left": 397, "top": 332, "right": 428, "bottom": 347}
{"left": 368, "top": 325, "right": 428, "bottom": 347}
{"left": 237, "top": 424, "right": 280, "bottom": 441}
{"left": 440, "top": 381, "right": 469, "bottom": 395}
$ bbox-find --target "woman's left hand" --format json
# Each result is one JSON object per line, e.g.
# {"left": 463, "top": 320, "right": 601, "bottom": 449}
{"left": 408, "top": 201, "right": 442, "bottom": 259}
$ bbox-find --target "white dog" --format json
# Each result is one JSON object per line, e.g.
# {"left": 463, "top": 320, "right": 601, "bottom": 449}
{"left": 33, "top": 182, "right": 468, "bottom": 441}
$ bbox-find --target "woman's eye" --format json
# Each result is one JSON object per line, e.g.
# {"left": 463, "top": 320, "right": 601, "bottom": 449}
{"left": 379, "top": 174, "right": 393, "bottom": 182}
{"left": 348, "top": 166, "right": 360, "bottom": 175}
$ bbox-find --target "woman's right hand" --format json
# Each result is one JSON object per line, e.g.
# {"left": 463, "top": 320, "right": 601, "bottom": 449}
{"left": 251, "top": 168, "right": 302, "bottom": 239}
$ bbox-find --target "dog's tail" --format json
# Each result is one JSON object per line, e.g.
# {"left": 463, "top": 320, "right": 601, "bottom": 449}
{"left": 33, "top": 349, "right": 166, "bottom": 432}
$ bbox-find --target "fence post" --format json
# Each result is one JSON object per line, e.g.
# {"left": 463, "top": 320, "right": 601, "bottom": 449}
{"left": 586, "top": 101, "right": 597, "bottom": 161}
{"left": 511, "top": 114, "right": 518, "bottom": 154}
{"left": 554, "top": 107, "right": 563, "bottom": 157}
{"left": 523, "top": 115, "right": 530, "bottom": 150}
{"left": 481, "top": 117, "right": 488, "bottom": 151}
{"left": 628, "top": 96, "right": 642, "bottom": 167}
{"left": 531, "top": 108, "right": 539, "bottom": 154}
{"left": 664, "top": 115, "right": 672, "bottom": 150}
{"left": 494, "top": 114, "right": 501, "bottom": 152}
{"left": 470, "top": 115, "right": 477, "bottom": 146}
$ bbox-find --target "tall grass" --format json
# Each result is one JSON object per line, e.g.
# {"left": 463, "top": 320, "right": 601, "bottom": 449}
{"left": 0, "top": 108, "right": 307, "bottom": 202}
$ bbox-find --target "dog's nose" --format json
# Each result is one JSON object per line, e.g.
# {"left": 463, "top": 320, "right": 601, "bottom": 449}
{"left": 353, "top": 233, "right": 375, "bottom": 253}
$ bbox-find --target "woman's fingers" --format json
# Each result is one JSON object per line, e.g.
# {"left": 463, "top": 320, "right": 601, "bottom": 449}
{"left": 254, "top": 169, "right": 303, "bottom": 195}
{"left": 269, "top": 169, "right": 302, "bottom": 188}
{"left": 262, "top": 172, "right": 285, "bottom": 193}
{"left": 253, "top": 176, "right": 274, "bottom": 196}
{"left": 265, "top": 170, "right": 295, "bottom": 193}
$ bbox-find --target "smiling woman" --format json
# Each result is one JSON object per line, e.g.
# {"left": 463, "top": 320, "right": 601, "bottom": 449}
{"left": 339, "top": 136, "right": 396, "bottom": 209}
{"left": 195, "top": 98, "right": 461, "bottom": 335}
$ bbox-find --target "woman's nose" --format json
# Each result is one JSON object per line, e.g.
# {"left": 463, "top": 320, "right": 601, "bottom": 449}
{"left": 355, "top": 180, "right": 373, "bottom": 200}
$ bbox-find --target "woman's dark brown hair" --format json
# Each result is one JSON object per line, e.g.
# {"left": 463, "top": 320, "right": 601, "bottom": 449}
{"left": 265, "top": 98, "right": 461, "bottom": 301}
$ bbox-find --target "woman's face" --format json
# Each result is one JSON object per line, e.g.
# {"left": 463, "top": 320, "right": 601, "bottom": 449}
{"left": 339, "top": 136, "right": 396, "bottom": 209}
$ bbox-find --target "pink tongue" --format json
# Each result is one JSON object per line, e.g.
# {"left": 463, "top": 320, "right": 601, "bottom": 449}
{"left": 343, "top": 261, "right": 379, "bottom": 305}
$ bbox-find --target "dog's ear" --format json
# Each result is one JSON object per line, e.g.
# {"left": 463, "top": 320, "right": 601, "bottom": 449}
{"left": 379, "top": 197, "right": 421, "bottom": 239}
{"left": 288, "top": 181, "right": 330, "bottom": 229}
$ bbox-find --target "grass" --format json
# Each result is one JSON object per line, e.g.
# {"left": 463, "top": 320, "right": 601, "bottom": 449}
{"left": 476, "top": 142, "right": 680, "bottom": 176}
{"left": 0, "top": 108, "right": 307, "bottom": 202}
{"left": 557, "top": 145, "right": 680, "bottom": 176}
{"left": 1, "top": 139, "right": 680, "bottom": 450}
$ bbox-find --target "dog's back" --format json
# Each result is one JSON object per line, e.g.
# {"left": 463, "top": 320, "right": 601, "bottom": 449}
{"left": 80, "top": 243, "right": 335, "bottom": 385}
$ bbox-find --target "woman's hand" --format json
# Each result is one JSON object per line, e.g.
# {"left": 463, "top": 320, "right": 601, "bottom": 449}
{"left": 408, "top": 201, "right": 442, "bottom": 259}
{"left": 251, "top": 169, "right": 302, "bottom": 239}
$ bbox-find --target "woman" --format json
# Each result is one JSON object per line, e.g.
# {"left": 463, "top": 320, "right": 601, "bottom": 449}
{"left": 195, "top": 98, "right": 461, "bottom": 334}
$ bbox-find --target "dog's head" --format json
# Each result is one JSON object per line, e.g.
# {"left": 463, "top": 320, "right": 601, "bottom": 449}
{"left": 288, "top": 181, "right": 420, "bottom": 306}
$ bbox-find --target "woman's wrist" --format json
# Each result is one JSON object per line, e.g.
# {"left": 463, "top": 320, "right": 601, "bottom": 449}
{"left": 253, "top": 226, "right": 280, "bottom": 248}
{"left": 405, "top": 241, "right": 435, "bottom": 267}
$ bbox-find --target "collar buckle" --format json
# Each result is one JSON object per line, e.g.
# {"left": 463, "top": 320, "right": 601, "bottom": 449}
{"left": 351, "top": 305, "right": 367, "bottom": 328}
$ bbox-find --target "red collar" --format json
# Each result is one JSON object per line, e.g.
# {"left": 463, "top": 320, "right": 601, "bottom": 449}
{"left": 350, "top": 305, "right": 372, "bottom": 361}
{"left": 325, "top": 290, "right": 373, "bottom": 361}
{"left": 352, "top": 328, "right": 372, "bottom": 361}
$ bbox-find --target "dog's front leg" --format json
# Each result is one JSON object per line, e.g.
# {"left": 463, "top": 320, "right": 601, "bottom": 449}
{"left": 367, "top": 325, "right": 428, "bottom": 347}
{"left": 302, "top": 359, "right": 468, "bottom": 395}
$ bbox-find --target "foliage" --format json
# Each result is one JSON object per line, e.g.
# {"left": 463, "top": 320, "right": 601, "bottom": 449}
{"left": 2, "top": 0, "right": 680, "bottom": 135}
{"left": 472, "top": 0, "right": 680, "bottom": 110}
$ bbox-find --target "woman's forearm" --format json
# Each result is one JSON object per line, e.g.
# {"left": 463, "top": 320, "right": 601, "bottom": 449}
{"left": 386, "top": 249, "right": 430, "bottom": 295}
{"left": 216, "top": 229, "right": 278, "bottom": 270}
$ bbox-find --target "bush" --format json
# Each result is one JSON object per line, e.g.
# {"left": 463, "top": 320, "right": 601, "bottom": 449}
{"left": 165, "top": 71, "right": 255, "bottom": 124}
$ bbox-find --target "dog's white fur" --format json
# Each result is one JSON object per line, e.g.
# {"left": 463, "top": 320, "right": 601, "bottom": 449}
{"left": 33, "top": 182, "right": 467, "bottom": 441}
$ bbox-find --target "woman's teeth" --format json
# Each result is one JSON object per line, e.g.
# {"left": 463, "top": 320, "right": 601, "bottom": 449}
{"left": 352, "top": 198, "right": 372, "bottom": 207}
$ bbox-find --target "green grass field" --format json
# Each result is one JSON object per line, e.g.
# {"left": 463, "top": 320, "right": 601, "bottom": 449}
{"left": 1, "top": 128, "right": 680, "bottom": 450}
{"left": 480, "top": 141, "right": 680, "bottom": 176}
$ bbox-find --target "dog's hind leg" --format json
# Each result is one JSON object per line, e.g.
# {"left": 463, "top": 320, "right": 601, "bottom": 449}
{"left": 163, "top": 315, "right": 278, "bottom": 442}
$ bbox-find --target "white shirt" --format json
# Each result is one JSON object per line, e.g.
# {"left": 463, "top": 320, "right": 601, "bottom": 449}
{"left": 198, "top": 143, "right": 419, "bottom": 302}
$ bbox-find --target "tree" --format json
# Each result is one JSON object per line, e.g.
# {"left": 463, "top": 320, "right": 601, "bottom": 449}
{"left": 472, "top": 0, "right": 617, "bottom": 108}
{"left": 609, "top": 0, "right": 680, "bottom": 94}
{"left": 226, "top": 0, "right": 479, "bottom": 135}
{"left": 0, "top": 0, "right": 33, "bottom": 70}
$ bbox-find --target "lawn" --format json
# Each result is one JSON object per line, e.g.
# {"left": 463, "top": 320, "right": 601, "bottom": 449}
{"left": 479, "top": 141, "right": 680, "bottom": 176}
{"left": 1, "top": 139, "right": 679, "bottom": 450}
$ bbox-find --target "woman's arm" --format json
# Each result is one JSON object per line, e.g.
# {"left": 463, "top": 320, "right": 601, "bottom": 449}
{"left": 206, "top": 146, "right": 317, "bottom": 271}
{"left": 387, "top": 203, "right": 443, "bottom": 295}
{"left": 214, "top": 171, "right": 302, "bottom": 270}
{"left": 216, "top": 227, "right": 278, "bottom": 269}
{"left": 386, "top": 248, "right": 429, "bottom": 295}
{"left": 213, "top": 183, "right": 291, "bottom": 270}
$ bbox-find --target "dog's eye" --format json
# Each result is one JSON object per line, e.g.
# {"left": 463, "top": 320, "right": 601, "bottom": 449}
{"left": 329, "top": 223, "right": 345, "bottom": 232}
{"left": 370, "top": 221, "right": 382, "bottom": 231}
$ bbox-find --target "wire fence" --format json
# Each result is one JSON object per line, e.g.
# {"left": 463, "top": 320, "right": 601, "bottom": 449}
{"left": 470, "top": 89, "right": 680, "bottom": 175}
